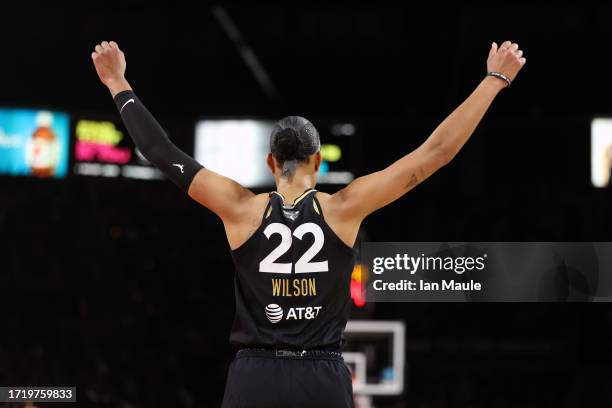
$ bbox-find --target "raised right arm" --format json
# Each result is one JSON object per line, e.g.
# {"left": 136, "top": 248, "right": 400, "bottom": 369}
{"left": 91, "top": 41, "right": 254, "bottom": 222}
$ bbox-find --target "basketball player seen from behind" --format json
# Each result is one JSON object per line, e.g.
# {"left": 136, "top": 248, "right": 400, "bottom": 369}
{"left": 92, "top": 40, "right": 525, "bottom": 407}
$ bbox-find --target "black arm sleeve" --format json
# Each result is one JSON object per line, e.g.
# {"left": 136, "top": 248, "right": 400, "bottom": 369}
{"left": 113, "top": 90, "right": 203, "bottom": 192}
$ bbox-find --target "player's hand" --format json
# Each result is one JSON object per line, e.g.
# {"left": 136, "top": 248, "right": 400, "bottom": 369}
{"left": 487, "top": 41, "right": 526, "bottom": 82}
{"left": 91, "top": 41, "right": 129, "bottom": 94}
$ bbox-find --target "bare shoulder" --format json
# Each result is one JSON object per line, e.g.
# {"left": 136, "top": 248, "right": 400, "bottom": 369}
{"left": 243, "top": 192, "right": 270, "bottom": 218}
{"left": 314, "top": 190, "right": 349, "bottom": 218}
{"left": 224, "top": 192, "right": 270, "bottom": 250}
{"left": 314, "top": 190, "right": 333, "bottom": 204}
{"left": 240, "top": 192, "right": 271, "bottom": 232}
{"left": 313, "top": 191, "right": 335, "bottom": 216}
{"left": 224, "top": 192, "right": 270, "bottom": 227}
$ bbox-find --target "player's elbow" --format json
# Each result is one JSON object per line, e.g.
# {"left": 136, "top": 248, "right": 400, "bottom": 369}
{"left": 138, "top": 139, "right": 172, "bottom": 166}
{"left": 142, "top": 144, "right": 164, "bottom": 164}
{"left": 432, "top": 143, "right": 454, "bottom": 167}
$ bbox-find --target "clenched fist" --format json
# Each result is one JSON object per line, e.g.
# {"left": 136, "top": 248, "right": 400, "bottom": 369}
{"left": 91, "top": 41, "right": 131, "bottom": 96}
{"left": 487, "top": 41, "right": 526, "bottom": 85}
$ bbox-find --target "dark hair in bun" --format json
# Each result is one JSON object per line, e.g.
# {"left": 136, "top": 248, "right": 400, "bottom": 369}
{"left": 270, "top": 116, "right": 320, "bottom": 177}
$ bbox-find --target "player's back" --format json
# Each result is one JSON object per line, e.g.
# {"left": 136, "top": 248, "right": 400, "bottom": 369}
{"left": 229, "top": 188, "right": 356, "bottom": 350}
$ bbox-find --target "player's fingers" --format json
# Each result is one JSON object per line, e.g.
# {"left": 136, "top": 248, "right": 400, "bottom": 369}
{"left": 519, "top": 57, "right": 527, "bottom": 66}
{"left": 509, "top": 43, "right": 519, "bottom": 52}
{"left": 101, "top": 41, "right": 111, "bottom": 50}
{"left": 91, "top": 52, "right": 98, "bottom": 60}
{"left": 515, "top": 49, "right": 524, "bottom": 58}
{"left": 500, "top": 40, "right": 512, "bottom": 51}
{"left": 109, "top": 41, "right": 119, "bottom": 49}
{"left": 488, "top": 42, "right": 498, "bottom": 59}
{"left": 95, "top": 44, "right": 103, "bottom": 53}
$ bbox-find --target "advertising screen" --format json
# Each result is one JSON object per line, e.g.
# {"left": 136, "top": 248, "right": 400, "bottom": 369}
{"left": 73, "top": 117, "right": 163, "bottom": 180}
{"left": 194, "top": 119, "right": 360, "bottom": 188}
{"left": 0, "top": 109, "right": 70, "bottom": 178}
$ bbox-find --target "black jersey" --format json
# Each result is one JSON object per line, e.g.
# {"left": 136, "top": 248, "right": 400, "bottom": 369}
{"left": 229, "top": 188, "right": 356, "bottom": 350}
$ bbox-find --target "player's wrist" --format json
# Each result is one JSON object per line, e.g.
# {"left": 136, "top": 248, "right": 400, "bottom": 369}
{"left": 106, "top": 77, "right": 132, "bottom": 98}
{"left": 482, "top": 75, "right": 507, "bottom": 93}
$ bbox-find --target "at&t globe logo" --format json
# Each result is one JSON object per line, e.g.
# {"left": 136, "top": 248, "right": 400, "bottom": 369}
{"left": 265, "top": 304, "right": 284, "bottom": 323}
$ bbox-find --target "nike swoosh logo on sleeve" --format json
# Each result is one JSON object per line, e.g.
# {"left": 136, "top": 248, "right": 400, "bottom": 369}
{"left": 120, "top": 98, "right": 135, "bottom": 113}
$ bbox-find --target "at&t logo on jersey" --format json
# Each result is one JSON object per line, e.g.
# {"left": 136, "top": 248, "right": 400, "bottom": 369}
{"left": 265, "top": 304, "right": 284, "bottom": 323}
{"left": 287, "top": 306, "right": 322, "bottom": 320}
{"left": 265, "top": 304, "right": 322, "bottom": 323}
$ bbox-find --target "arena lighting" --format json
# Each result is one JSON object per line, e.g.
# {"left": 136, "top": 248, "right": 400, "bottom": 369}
{"left": 330, "top": 123, "right": 356, "bottom": 136}
{"left": 318, "top": 171, "right": 354, "bottom": 184}
{"left": 122, "top": 165, "right": 163, "bottom": 180}
{"left": 321, "top": 144, "right": 342, "bottom": 162}
{"left": 350, "top": 264, "right": 367, "bottom": 307}
{"left": 74, "top": 162, "right": 120, "bottom": 177}
{"left": 591, "top": 118, "right": 612, "bottom": 188}
{"left": 194, "top": 119, "right": 275, "bottom": 187}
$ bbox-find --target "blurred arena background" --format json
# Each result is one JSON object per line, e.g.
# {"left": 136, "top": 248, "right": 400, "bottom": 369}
{"left": 1, "top": 3, "right": 612, "bottom": 407}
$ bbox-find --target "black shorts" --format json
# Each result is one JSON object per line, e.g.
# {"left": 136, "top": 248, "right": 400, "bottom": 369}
{"left": 222, "top": 349, "right": 354, "bottom": 408}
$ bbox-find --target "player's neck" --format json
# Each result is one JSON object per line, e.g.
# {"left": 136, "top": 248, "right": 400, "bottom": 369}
{"left": 275, "top": 174, "right": 316, "bottom": 204}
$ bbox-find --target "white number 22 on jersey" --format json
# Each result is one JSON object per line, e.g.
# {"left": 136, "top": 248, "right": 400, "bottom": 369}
{"left": 259, "top": 222, "right": 329, "bottom": 274}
